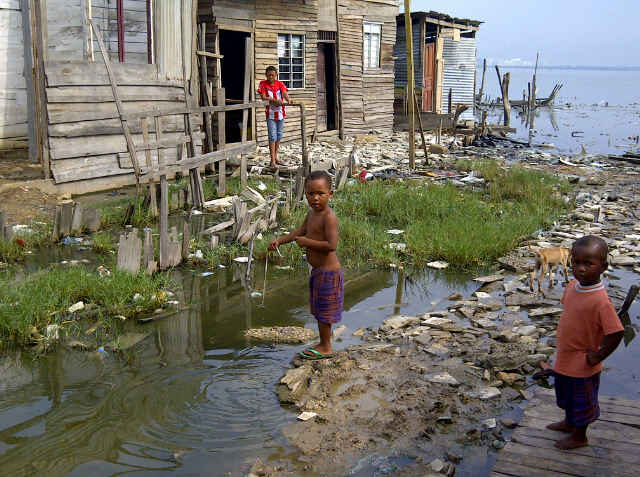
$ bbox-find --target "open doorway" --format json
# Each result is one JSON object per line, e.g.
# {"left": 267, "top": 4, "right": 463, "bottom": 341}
{"left": 316, "top": 42, "right": 337, "bottom": 132}
{"left": 219, "top": 29, "right": 252, "bottom": 143}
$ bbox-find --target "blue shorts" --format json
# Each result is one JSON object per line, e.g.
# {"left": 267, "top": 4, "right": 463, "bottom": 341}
{"left": 267, "top": 118, "right": 284, "bottom": 142}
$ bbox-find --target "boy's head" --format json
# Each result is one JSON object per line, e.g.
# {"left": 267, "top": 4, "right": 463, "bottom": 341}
{"left": 265, "top": 66, "right": 278, "bottom": 84}
{"left": 305, "top": 170, "right": 333, "bottom": 212}
{"left": 571, "top": 235, "right": 608, "bottom": 286}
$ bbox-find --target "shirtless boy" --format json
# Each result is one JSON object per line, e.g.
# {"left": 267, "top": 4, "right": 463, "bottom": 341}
{"left": 544, "top": 235, "right": 624, "bottom": 449}
{"left": 269, "top": 170, "right": 343, "bottom": 359}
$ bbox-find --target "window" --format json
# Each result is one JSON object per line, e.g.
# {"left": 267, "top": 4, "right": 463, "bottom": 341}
{"left": 363, "top": 22, "right": 381, "bottom": 69}
{"left": 278, "top": 34, "right": 305, "bottom": 89}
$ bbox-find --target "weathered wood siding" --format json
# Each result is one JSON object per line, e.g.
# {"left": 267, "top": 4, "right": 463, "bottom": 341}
{"left": 46, "top": 0, "right": 85, "bottom": 61}
{"left": 338, "top": 0, "right": 397, "bottom": 135}
{"left": 45, "top": 61, "right": 202, "bottom": 184}
{"left": 0, "top": 1, "right": 28, "bottom": 145}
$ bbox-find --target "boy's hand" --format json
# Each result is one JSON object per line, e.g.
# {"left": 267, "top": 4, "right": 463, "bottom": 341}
{"left": 295, "top": 237, "right": 309, "bottom": 248}
{"left": 268, "top": 238, "right": 280, "bottom": 251}
{"left": 586, "top": 351, "right": 601, "bottom": 367}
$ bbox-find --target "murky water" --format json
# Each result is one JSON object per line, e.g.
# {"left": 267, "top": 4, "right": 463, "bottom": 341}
{"left": 0, "top": 243, "right": 638, "bottom": 475}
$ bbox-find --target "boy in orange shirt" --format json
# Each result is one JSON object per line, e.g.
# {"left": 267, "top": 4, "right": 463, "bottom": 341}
{"left": 545, "top": 235, "right": 624, "bottom": 449}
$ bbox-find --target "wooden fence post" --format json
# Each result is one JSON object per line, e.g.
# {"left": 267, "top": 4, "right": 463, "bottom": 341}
{"left": 216, "top": 88, "right": 227, "bottom": 197}
{"left": 117, "top": 228, "right": 142, "bottom": 274}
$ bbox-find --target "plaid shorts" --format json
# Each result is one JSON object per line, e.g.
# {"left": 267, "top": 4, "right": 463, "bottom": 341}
{"left": 309, "top": 268, "right": 344, "bottom": 324}
{"left": 554, "top": 372, "right": 601, "bottom": 427}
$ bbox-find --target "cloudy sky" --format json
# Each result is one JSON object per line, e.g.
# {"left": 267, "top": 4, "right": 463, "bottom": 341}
{"left": 403, "top": 1, "right": 639, "bottom": 67}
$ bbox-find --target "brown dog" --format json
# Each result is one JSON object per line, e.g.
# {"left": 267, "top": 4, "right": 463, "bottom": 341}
{"left": 529, "top": 247, "right": 571, "bottom": 293}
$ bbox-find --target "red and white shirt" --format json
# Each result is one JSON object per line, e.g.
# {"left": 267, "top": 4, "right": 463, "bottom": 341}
{"left": 257, "top": 80, "right": 287, "bottom": 120}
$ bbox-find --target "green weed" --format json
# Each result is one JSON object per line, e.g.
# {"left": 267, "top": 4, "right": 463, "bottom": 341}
{"left": 0, "top": 266, "right": 173, "bottom": 344}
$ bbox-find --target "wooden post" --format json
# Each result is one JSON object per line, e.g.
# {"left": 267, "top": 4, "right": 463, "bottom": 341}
{"left": 300, "top": 103, "right": 309, "bottom": 176}
{"left": 117, "top": 229, "right": 142, "bottom": 274}
{"left": 182, "top": 220, "right": 191, "bottom": 261}
{"left": 84, "top": 208, "right": 101, "bottom": 232}
{"left": 413, "top": 90, "right": 429, "bottom": 163}
{"left": 216, "top": 88, "right": 227, "bottom": 196}
{"left": 334, "top": 0, "right": 344, "bottom": 139}
{"left": 404, "top": 1, "right": 415, "bottom": 169}
{"left": 143, "top": 228, "right": 157, "bottom": 274}
{"left": 159, "top": 176, "right": 169, "bottom": 269}
{"left": 495, "top": 66, "right": 511, "bottom": 127}
{"left": 71, "top": 204, "right": 83, "bottom": 235}
{"left": 52, "top": 206, "right": 60, "bottom": 241}
{"left": 241, "top": 36, "right": 252, "bottom": 190}
{"left": 141, "top": 117, "right": 158, "bottom": 216}
{"left": 29, "top": 0, "right": 50, "bottom": 177}
{"left": 0, "top": 211, "right": 5, "bottom": 241}
{"left": 478, "top": 58, "right": 487, "bottom": 103}
{"left": 60, "top": 202, "right": 74, "bottom": 237}
{"left": 481, "top": 110, "right": 488, "bottom": 136}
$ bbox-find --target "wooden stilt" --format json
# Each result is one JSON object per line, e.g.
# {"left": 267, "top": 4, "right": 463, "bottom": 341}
{"left": 182, "top": 220, "right": 191, "bottom": 261}
{"left": 404, "top": 0, "right": 415, "bottom": 169}
{"left": 216, "top": 88, "right": 227, "bottom": 197}
{"left": 117, "top": 228, "right": 142, "bottom": 274}
{"left": 143, "top": 228, "right": 157, "bottom": 274}
{"left": 413, "top": 90, "right": 429, "bottom": 164}
{"left": 159, "top": 175, "right": 169, "bottom": 269}
{"left": 71, "top": 204, "right": 83, "bottom": 235}
{"left": 240, "top": 36, "right": 251, "bottom": 190}
{"left": 60, "top": 202, "right": 74, "bottom": 237}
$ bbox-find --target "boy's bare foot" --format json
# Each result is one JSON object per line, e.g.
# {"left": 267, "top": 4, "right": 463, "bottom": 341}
{"left": 554, "top": 434, "right": 588, "bottom": 449}
{"left": 547, "top": 420, "right": 575, "bottom": 433}
{"left": 305, "top": 343, "right": 332, "bottom": 355}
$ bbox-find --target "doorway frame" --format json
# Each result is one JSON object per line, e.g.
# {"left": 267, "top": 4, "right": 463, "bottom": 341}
{"left": 316, "top": 37, "right": 339, "bottom": 133}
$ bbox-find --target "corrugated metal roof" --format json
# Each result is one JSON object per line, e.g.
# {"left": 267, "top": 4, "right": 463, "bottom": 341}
{"left": 441, "top": 37, "right": 476, "bottom": 120}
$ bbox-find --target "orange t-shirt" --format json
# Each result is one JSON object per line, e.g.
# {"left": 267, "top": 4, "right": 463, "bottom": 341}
{"left": 554, "top": 280, "right": 623, "bottom": 378}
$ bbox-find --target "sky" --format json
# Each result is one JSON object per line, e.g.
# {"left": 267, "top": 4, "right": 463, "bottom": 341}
{"left": 402, "top": 1, "right": 640, "bottom": 67}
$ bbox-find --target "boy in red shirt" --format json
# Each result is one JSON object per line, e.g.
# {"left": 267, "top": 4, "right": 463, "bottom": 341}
{"left": 257, "top": 66, "right": 292, "bottom": 169}
{"left": 545, "top": 235, "right": 624, "bottom": 449}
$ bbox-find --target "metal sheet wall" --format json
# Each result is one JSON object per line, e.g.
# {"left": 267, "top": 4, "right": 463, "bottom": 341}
{"left": 441, "top": 36, "right": 475, "bottom": 120}
{"left": 393, "top": 21, "right": 422, "bottom": 89}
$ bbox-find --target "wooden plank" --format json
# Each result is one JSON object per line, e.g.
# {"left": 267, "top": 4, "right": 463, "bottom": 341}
{"left": 182, "top": 221, "right": 190, "bottom": 261}
{"left": 90, "top": 20, "right": 141, "bottom": 181}
{"left": 519, "top": 415, "right": 640, "bottom": 446}
{"left": 116, "top": 229, "right": 142, "bottom": 274}
{"left": 196, "top": 50, "right": 223, "bottom": 59}
{"left": 70, "top": 203, "right": 83, "bottom": 234}
{"left": 494, "top": 452, "right": 602, "bottom": 477}
{"left": 143, "top": 228, "right": 157, "bottom": 275}
{"left": 240, "top": 36, "right": 251, "bottom": 190}
{"left": 159, "top": 175, "right": 168, "bottom": 270}
{"left": 525, "top": 404, "right": 640, "bottom": 427}
{"left": 216, "top": 88, "right": 226, "bottom": 197}
{"left": 46, "top": 85, "right": 186, "bottom": 103}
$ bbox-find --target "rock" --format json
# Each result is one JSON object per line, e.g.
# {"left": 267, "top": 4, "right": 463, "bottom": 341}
{"left": 574, "top": 212, "right": 595, "bottom": 221}
{"left": 503, "top": 279, "right": 522, "bottom": 292}
{"left": 427, "top": 261, "right": 449, "bottom": 269}
{"left": 477, "top": 298, "right": 503, "bottom": 312}
{"left": 492, "top": 439, "right": 505, "bottom": 450}
{"left": 332, "top": 325, "right": 347, "bottom": 339}
{"left": 381, "top": 315, "right": 419, "bottom": 331}
{"left": 473, "top": 318, "right": 498, "bottom": 329}
{"left": 498, "top": 253, "right": 535, "bottom": 273}
{"left": 527, "top": 354, "right": 548, "bottom": 365}
{"left": 447, "top": 292, "right": 463, "bottom": 300}
{"left": 474, "top": 291, "right": 492, "bottom": 299}
{"left": 514, "top": 325, "right": 537, "bottom": 337}
{"left": 529, "top": 307, "right": 563, "bottom": 317}
{"left": 245, "top": 326, "right": 316, "bottom": 344}
{"left": 497, "top": 372, "right": 524, "bottom": 386}
{"left": 469, "top": 387, "right": 501, "bottom": 400}
{"left": 500, "top": 418, "right": 518, "bottom": 429}
{"left": 496, "top": 330, "right": 519, "bottom": 343}
{"left": 437, "top": 414, "right": 453, "bottom": 424}
{"left": 424, "top": 344, "right": 450, "bottom": 357}
{"left": 425, "top": 372, "right": 459, "bottom": 386}
{"left": 505, "top": 293, "right": 545, "bottom": 307}
{"left": 610, "top": 255, "right": 637, "bottom": 266}
{"left": 423, "top": 316, "right": 454, "bottom": 328}
{"left": 415, "top": 333, "right": 432, "bottom": 346}
{"left": 353, "top": 327, "right": 366, "bottom": 337}
{"left": 279, "top": 365, "right": 312, "bottom": 402}
{"left": 430, "top": 458, "right": 446, "bottom": 473}
{"left": 473, "top": 273, "right": 504, "bottom": 284}
{"left": 429, "top": 144, "right": 449, "bottom": 154}
{"left": 520, "top": 389, "right": 533, "bottom": 400}
{"left": 445, "top": 451, "right": 462, "bottom": 464}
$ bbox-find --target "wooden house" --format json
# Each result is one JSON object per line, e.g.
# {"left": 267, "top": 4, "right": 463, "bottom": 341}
{"left": 1, "top": 0, "right": 398, "bottom": 193}
{"left": 394, "top": 11, "right": 482, "bottom": 121}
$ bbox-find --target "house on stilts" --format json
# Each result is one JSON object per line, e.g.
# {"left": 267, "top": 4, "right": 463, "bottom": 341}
{"left": 0, "top": 0, "right": 399, "bottom": 194}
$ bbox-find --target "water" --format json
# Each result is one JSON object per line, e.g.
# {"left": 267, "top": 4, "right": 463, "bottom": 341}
{"left": 478, "top": 66, "right": 640, "bottom": 155}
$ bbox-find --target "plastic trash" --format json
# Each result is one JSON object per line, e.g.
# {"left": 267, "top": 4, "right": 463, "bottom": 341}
{"left": 68, "top": 301, "right": 85, "bottom": 313}
{"left": 297, "top": 411, "right": 318, "bottom": 421}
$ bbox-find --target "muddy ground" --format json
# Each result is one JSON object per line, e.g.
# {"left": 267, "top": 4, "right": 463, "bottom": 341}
{"left": 249, "top": 164, "right": 640, "bottom": 477}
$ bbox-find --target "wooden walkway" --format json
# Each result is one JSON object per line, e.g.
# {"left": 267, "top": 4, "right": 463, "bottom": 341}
{"left": 491, "top": 387, "right": 640, "bottom": 477}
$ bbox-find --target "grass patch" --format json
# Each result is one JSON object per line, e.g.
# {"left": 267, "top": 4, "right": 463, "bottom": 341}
{"left": 0, "top": 266, "right": 173, "bottom": 345}
{"left": 0, "top": 221, "right": 54, "bottom": 263}
{"left": 98, "top": 197, "right": 154, "bottom": 229}
{"left": 91, "top": 231, "right": 117, "bottom": 254}
{"left": 201, "top": 175, "right": 281, "bottom": 201}
{"left": 270, "top": 164, "right": 572, "bottom": 269}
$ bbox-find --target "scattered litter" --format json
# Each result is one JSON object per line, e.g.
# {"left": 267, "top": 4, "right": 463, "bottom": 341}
{"left": 483, "top": 418, "right": 497, "bottom": 429}
{"left": 218, "top": 264, "right": 226, "bottom": 269}
{"left": 250, "top": 291, "right": 263, "bottom": 298}
{"left": 200, "top": 272, "right": 214, "bottom": 277}
{"left": 191, "top": 209, "right": 202, "bottom": 215}
{"left": 233, "top": 257, "right": 250, "bottom": 263}
{"left": 188, "top": 250, "right": 204, "bottom": 260}
{"left": 45, "top": 324, "right": 60, "bottom": 342}
{"left": 97, "top": 346, "right": 105, "bottom": 353}
{"left": 133, "top": 293, "right": 143, "bottom": 302}
{"left": 427, "top": 261, "right": 449, "bottom": 269}
{"left": 386, "top": 229, "right": 404, "bottom": 235}
{"left": 68, "top": 301, "right": 85, "bottom": 313}
{"left": 388, "top": 243, "right": 407, "bottom": 250}
{"left": 275, "top": 265, "right": 292, "bottom": 270}
{"left": 61, "top": 236, "right": 83, "bottom": 245}
{"left": 166, "top": 300, "right": 180, "bottom": 306}
{"left": 257, "top": 181, "right": 267, "bottom": 191}
{"left": 474, "top": 291, "right": 492, "bottom": 299}
{"left": 297, "top": 411, "right": 318, "bottom": 421}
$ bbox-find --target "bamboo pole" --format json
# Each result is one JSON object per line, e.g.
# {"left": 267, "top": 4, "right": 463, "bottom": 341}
{"left": 404, "top": 1, "right": 415, "bottom": 169}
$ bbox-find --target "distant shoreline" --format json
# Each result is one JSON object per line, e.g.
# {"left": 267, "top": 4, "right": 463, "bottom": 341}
{"left": 480, "top": 65, "right": 640, "bottom": 72}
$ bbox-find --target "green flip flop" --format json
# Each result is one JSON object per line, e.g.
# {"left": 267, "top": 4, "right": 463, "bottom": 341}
{"left": 299, "top": 348, "right": 333, "bottom": 360}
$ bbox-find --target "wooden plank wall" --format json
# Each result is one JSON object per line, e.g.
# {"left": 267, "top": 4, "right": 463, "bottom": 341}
{"left": 46, "top": 0, "right": 85, "bottom": 61}
{"left": 45, "top": 61, "right": 202, "bottom": 184}
{"left": 91, "top": 0, "right": 151, "bottom": 65}
{"left": 338, "top": 0, "right": 398, "bottom": 135}
{"left": 0, "top": 1, "right": 28, "bottom": 146}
